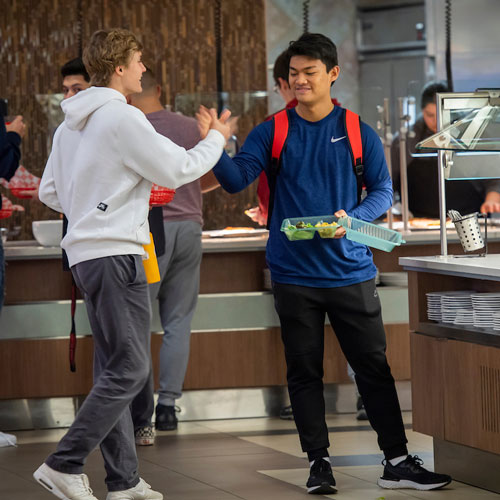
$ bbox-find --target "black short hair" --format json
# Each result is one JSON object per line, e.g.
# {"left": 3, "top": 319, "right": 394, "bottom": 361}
{"left": 273, "top": 51, "right": 290, "bottom": 85}
{"left": 61, "top": 57, "right": 90, "bottom": 82}
{"left": 287, "top": 33, "right": 338, "bottom": 72}
{"left": 421, "top": 81, "right": 449, "bottom": 108}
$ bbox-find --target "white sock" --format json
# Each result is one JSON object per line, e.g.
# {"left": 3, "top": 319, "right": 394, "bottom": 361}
{"left": 309, "top": 456, "right": 331, "bottom": 467}
{"left": 389, "top": 455, "right": 407, "bottom": 466}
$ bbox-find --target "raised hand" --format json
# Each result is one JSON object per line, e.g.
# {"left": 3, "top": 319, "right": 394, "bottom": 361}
{"left": 208, "top": 107, "right": 232, "bottom": 142}
{"left": 195, "top": 105, "right": 212, "bottom": 140}
{"left": 6, "top": 115, "right": 26, "bottom": 138}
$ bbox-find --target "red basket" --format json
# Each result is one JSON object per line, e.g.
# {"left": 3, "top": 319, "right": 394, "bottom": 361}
{"left": 0, "top": 195, "right": 13, "bottom": 219}
{"left": 10, "top": 187, "right": 38, "bottom": 199}
{"left": 0, "top": 209, "right": 13, "bottom": 219}
{"left": 7, "top": 166, "right": 40, "bottom": 199}
{"left": 149, "top": 185, "right": 175, "bottom": 207}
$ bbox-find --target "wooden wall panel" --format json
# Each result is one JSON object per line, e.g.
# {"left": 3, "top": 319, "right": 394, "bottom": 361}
{"left": 386, "top": 323, "right": 411, "bottom": 380}
{"left": 1, "top": 322, "right": 411, "bottom": 399}
{"left": 444, "top": 340, "right": 500, "bottom": 454}
{"left": 0, "top": 0, "right": 267, "bottom": 239}
{"left": 199, "top": 251, "right": 267, "bottom": 294}
{"left": 410, "top": 332, "right": 445, "bottom": 439}
{"left": 0, "top": 337, "right": 94, "bottom": 399}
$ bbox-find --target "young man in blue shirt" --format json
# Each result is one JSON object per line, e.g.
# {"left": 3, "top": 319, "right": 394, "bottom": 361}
{"left": 210, "top": 33, "right": 452, "bottom": 495}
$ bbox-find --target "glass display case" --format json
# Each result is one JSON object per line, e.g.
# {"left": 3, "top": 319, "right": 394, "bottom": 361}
{"left": 416, "top": 90, "right": 500, "bottom": 255}
{"left": 174, "top": 91, "right": 269, "bottom": 155}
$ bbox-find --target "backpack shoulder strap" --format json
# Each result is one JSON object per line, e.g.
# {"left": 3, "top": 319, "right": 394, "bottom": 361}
{"left": 267, "top": 109, "right": 290, "bottom": 229}
{"left": 344, "top": 108, "right": 364, "bottom": 204}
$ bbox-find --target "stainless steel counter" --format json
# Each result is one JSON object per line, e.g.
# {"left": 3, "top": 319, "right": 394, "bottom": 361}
{"left": 6, "top": 224, "right": 500, "bottom": 261}
{"left": 399, "top": 254, "right": 500, "bottom": 281}
{"left": 4, "top": 233, "right": 270, "bottom": 260}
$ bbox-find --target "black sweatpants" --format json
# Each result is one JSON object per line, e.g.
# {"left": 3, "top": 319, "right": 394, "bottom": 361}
{"left": 272, "top": 279, "right": 408, "bottom": 460}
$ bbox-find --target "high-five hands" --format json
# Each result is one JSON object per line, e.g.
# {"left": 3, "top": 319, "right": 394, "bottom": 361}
{"left": 196, "top": 106, "right": 232, "bottom": 142}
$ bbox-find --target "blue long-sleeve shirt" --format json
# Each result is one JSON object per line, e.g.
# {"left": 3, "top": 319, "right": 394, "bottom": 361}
{"left": 0, "top": 119, "right": 21, "bottom": 209}
{"left": 213, "top": 106, "right": 393, "bottom": 287}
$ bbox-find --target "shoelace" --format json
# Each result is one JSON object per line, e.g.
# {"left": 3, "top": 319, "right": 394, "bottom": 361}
{"left": 75, "top": 474, "right": 94, "bottom": 496}
{"left": 311, "top": 458, "right": 330, "bottom": 474}
{"left": 404, "top": 455, "right": 425, "bottom": 472}
{"left": 382, "top": 455, "right": 425, "bottom": 471}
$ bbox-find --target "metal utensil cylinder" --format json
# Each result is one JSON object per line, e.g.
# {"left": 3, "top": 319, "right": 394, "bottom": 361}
{"left": 452, "top": 213, "right": 484, "bottom": 252}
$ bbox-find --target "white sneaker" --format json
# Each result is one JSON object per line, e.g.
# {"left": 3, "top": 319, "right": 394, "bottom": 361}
{"left": 33, "top": 463, "right": 98, "bottom": 499}
{"left": 106, "top": 478, "right": 163, "bottom": 499}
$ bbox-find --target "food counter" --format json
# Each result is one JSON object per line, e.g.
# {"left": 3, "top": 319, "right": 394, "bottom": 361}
{"left": 399, "top": 254, "right": 500, "bottom": 493}
{"left": 3, "top": 226, "right": 500, "bottom": 402}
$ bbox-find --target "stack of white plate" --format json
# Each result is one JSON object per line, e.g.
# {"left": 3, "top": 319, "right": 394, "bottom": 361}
{"left": 493, "top": 311, "right": 500, "bottom": 331}
{"left": 454, "top": 308, "right": 474, "bottom": 326}
{"left": 426, "top": 292, "right": 443, "bottom": 322}
{"left": 440, "top": 291, "right": 475, "bottom": 324}
{"left": 471, "top": 293, "right": 500, "bottom": 329}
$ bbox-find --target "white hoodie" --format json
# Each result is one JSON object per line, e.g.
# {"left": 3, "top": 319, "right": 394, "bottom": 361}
{"left": 39, "top": 87, "right": 225, "bottom": 267}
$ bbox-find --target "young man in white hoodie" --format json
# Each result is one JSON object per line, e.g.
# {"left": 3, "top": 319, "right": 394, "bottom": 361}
{"left": 34, "top": 28, "right": 230, "bottom": 500}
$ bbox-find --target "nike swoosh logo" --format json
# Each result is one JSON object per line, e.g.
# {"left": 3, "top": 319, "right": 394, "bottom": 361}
{"left": 331, "top": 136, "right": 346, "bottom": 143}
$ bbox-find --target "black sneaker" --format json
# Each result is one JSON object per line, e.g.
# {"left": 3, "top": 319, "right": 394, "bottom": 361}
{"left": 155, "top": 404, "right": 179, "bottom": 431}
{"left": 356, "top": 396, "right": 368, "bottom": 421}
{"left": 378, "top": 455, "right": 452, "bottom": 491}
{"left": 279, "top": 405, "right": 294, "bottom": 420}
{"left": 306, "top": 458, "right": 337, "bottom": 495}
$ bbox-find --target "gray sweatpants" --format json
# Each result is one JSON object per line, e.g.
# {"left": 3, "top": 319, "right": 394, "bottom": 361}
{"left": 45, "top": 255, "right": 151, "bottom": 492}
{"left": 131, "top": 220, "right": 202, "bottom": 428}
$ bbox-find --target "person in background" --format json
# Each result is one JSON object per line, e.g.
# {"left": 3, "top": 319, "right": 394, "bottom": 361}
{"left": 207, "top": 33, "right": 452, "bottom": 495}
{"left": 246, "top": 50, "right": 297, "bottom": 226}
{"left": 0, "top": 109, "right": 25, "bottom": 449}
{"left": 0, "top": 114, "right": 25, "bottom": 312}
{"left": 129, "top": 68, "right": 220, "bottom": 445}
{"left": 61, "top": 57, "right": 91, "bottom": 99}
{"left": 60, "top": 57, "right": 91, "bottom": 270}
{"left": 391, "top": 81, "right": 500, "bottom": 218}
{"left": 33, "top": 28, "right": 230, "bottom": 500}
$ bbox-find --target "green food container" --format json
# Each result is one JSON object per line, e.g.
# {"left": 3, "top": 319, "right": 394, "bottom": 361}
{"left": 281, "top": 215, "right": 405, "bottom": 252}
{"left": 281, "top": 215, "right": 339, "bottom": 241}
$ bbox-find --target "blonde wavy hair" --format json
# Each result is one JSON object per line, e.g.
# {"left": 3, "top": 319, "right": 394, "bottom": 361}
{"left": 83, "top": 28, "right": 143, "bottom": 87}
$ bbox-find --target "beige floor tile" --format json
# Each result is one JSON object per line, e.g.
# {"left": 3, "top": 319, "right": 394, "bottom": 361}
{"left": 338, "top": 466, "right": 500, "bottom": 499}
{"left": 14, "top": 428, "right": 67, "bottom": 445}
{"left": 155, "top": 420, "right": 220, "bottom": 436}
{"left": 187, "top": 411, "right": 413, "bottom": 435}
{"left": 199, "top": 416, "right": 298, "bottom": 433}
{"left": 259, "top": 467, "right": 416, "bottom": 499}
{"left": 260, "top": 465, "right": 500, "bottom": 500}
{"left": 241, "top": 430, "right": 391, "bottom": 458}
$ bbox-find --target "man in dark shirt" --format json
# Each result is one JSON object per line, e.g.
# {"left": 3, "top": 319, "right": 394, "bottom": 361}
{"left": 391, "top": 81, "right": 500, "bottom": 218}
{"left": 1, "top": 113, "right": 25, "bottom": 312}
{"left": 210, "top": 33, "right": 452, "bottom": 495}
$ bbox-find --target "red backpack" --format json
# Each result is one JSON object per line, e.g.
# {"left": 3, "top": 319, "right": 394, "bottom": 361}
{"left": 266, "top": 108, "right": 364, "bottom": 229}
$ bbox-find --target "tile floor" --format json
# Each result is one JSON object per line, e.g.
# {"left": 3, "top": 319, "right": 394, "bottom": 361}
{"left": 1, "top": 411, "right": 499, "bottom": 499}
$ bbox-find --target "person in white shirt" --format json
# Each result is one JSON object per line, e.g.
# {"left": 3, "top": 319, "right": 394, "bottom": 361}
{"left": 34, "top": 28, "right": 231, "bottom": 500}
